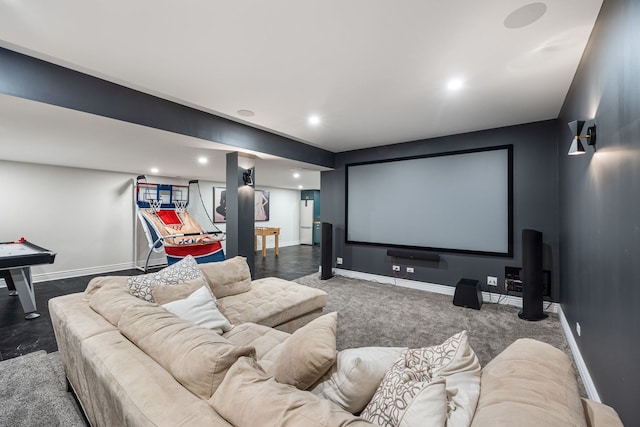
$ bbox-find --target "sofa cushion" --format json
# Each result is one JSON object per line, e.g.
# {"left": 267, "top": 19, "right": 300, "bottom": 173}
{"left": 198, "top": 256, "right": 252, "bottom": 298}
{"left": 310, "top": 346, "right": 407, "bottom": 414}
{"left": 470, "top": 338, "right": 587, "bottom": 427}
{"left": 83, "top": 275, "right": 128, "bottom": 301}
{"left": 127, "top": 255, "right": 204, "bottom": 302}
{"left": 217, "top": 277, "right": 327, "bottom": 327}
{"left": 161, "top": 286, "right": 233, "bottom": 334}
{"left": 151, "top": 275, "right": 211, "bottom": 304}
{"left": 209, "top": 356, "right": 373, "bottom": 427}
{"left": 262, "top": 312, "right": 337, "bottom": 390}
{"left": 223, "top": 322, "right": 290, "bottom": 359}
{"left": 118, "top": 304, "right": 255, "bottom": 399}
{"left": 89, "top": 282, "right": 155, "bottom": 326}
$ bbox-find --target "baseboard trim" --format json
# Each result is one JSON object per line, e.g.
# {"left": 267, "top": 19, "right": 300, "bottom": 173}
{"left": 332, "top": 268, "right": 558, "bottom": 313}
{"left": 30, "top": 262, "right": 138, "bottom": 283}
{"left": 558, "top": 307, "right": 601, "bottom": 402}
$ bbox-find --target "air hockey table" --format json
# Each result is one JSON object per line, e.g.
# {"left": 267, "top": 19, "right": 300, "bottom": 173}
{"left": 0, "top": 238, "right": 56, "bottom": 320}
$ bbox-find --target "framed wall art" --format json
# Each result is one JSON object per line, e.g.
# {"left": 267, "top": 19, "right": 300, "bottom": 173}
{"left": 213, "top": 188, "right": 270, "bottom": 222}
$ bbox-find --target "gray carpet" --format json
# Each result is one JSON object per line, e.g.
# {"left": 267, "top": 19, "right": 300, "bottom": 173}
{"left": 0, "top": 350, "right": 85, "bottom": 427}
{"left": 295, "top": 273, "right": 574, "bottom": 370}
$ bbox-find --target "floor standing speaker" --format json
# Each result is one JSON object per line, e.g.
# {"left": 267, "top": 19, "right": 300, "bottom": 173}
{"left": 320, "top": 222, "right": 333, "bottom": 280}
{"left": 519, "top": 229, "right": 548, "bottom": 321}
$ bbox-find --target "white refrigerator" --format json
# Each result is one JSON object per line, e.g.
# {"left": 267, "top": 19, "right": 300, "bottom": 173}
{"left": 300, "top": 200, "right": 314, "bottom": 245}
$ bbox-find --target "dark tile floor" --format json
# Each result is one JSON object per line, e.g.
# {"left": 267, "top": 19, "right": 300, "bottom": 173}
{"left": 0, "top": 245, "right": 320, "bottom": 361}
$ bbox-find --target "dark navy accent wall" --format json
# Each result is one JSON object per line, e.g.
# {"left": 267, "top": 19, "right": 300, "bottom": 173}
{"left": 558, "top": 0, "right": 640, "bottom": 423}
{"left": 225, "top": 152, "right": 256, "bottom": 277}
{"left": 0, "top": 47, "right": 334, "bottom": 169}
{"left": 321, "top": 120, "right": 560, "bottom": 299}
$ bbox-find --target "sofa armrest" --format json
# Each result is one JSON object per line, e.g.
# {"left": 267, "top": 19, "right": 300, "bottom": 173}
{"left": 581, "top": 398, "right": 623, "bottom": 427}
{"left": 471, "top": 339, "right": 587, "bottom": 427}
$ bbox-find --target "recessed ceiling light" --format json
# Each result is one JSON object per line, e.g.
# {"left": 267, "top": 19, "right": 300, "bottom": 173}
{"left": 308, "top": 115, "right": 321, "bottom": 126}
{"left": 447, "top": 78, "right": 464, "bottom": 91}
{"left": 298, "top": 185, "right": 304, "bottom": 189}
{"left": 198, "top": 156, "right": 208, "bottom": 164}
{"left": 237, "top": 109, "right": 255, "bottom": 117}
{"left": 150, "top": 167, "right": 159, "bottom": 174}
{"left": 504, "top": 3, "right": 547, "bottom": 29}
{"left": 293, "top": 172, "right": 301, "bottom": 179}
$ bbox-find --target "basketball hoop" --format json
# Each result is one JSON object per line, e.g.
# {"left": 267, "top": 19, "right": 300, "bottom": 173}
{"left": 175, "top": 199, "right": 187, "bottom": 213}
{"left": 149, "top": 199, "right": 162, "bottom": 213}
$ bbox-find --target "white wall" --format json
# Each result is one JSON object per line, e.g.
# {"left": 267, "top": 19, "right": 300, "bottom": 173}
{"left": 0, "top": 160, "right": 303, "bottom": 283}
{"left": 252, "top": 186, "right": 301, "bottom": 249}
{"left": 0, "top": 160, "right": 136, "bottom": 281}
{"left": 195, "top": 181, "right": 301, "bottom": 250}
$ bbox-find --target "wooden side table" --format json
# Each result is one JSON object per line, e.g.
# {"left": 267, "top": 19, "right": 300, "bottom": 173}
{"left": 254, "top": 227, "right": 280, "bottom": 257}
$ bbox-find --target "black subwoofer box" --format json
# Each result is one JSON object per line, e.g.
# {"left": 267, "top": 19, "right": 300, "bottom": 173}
{"left": 453, "top": 278, "right": 482, "bottom": 310}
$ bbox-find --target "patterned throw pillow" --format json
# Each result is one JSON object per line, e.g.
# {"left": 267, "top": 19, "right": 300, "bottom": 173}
{"left": 418, "top": 330, "right": 468, "bottom": 373}
{"left": 361, "top": 331, "right": 479, "bottom": 427}
{"left": 360, "top": 347, "right": 444, "bottom": 426}
{"left": 127, "top": 255, "right": 204, "bottom": 302}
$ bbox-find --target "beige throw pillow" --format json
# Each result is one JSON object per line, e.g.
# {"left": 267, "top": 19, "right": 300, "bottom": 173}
{"left": 162, "top": 286, "right": 232, "bottom": 334}
{"left": 310, "top": 346, "right": 407, "bottom": 414}
{"left": 399, "top": 379, "right": 447, "bottom": 427}
{"left": 431, "top": 331, "right": 482, "bottom": 427}
{"left": 268, "top": 312, "right": 337, "bottom": 390}
{"left": 127, "top": 255, "right": 204, "bottom": 302}
{"left": 151, "top": 276, "right": 211, "bottom": 305}
{"left": 198, "top": 256, "right": 251, "bottom": 298}
{"left": 209, "top": 357, "right": 372, "bottom": 427}
{"left": 118, "top": 304, "right": 254, "bottom": 399}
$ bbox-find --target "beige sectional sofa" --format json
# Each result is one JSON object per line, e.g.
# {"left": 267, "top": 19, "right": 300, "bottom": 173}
{"left": 49, "top": 256, "right": 622, "bottom": 427}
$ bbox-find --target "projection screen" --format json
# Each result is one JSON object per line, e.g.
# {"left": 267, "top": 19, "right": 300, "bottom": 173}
{"left": 345, "top": 145, "right": 513, "bottom": 257}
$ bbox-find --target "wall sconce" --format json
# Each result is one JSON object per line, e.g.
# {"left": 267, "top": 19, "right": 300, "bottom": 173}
{"left": 242, "top": 168, "right": 254, "bottom": 186}
{"left": 568, "top": 120, "right": 597, "bottom": 155}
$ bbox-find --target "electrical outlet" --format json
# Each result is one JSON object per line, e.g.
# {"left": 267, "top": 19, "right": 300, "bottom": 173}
{"left": 406, "top": 267, "right": 414, "bottom": 273}
{"left": 487, "top": 276, "right": 498, "bottom": 286}
{"left": 336, "top": 257, "right": 343, "bottom": 265}
{"left": 576, "top": 322, "right": 581, "bottom": 337}
{"left": 392, "top": 265, "right": 400, "bottom": 272}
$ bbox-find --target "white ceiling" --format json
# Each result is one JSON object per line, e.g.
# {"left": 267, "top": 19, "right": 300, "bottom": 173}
{"left": 0, "top": 94, "right": 324, "bottom": 189}
{"left": 0, "top": 0, "right": 602, "bottom": 186}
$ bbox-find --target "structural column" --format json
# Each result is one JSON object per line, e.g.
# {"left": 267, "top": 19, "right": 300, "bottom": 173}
{"left": 225, "top": 152, "right": 255, "bottom": 277}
